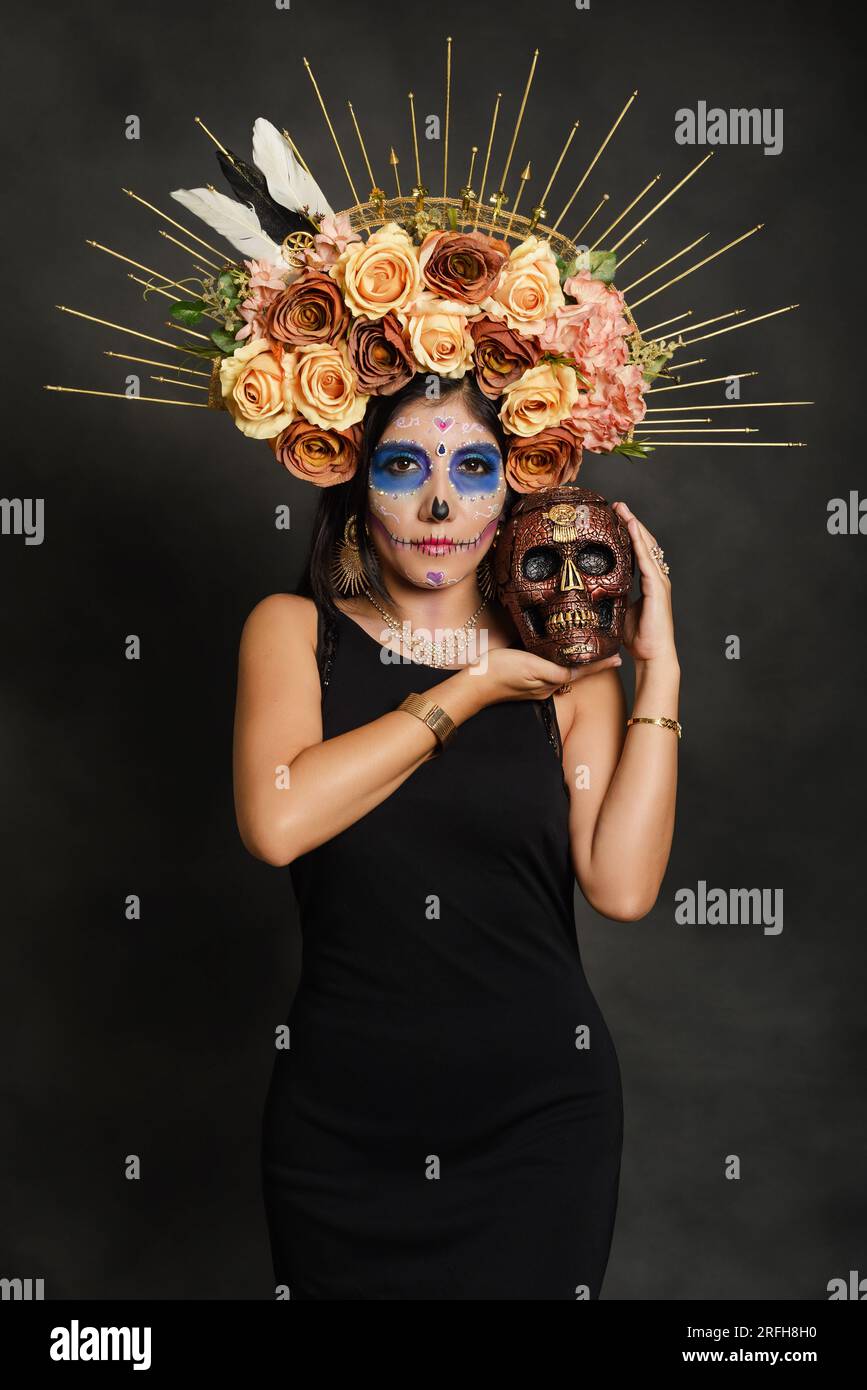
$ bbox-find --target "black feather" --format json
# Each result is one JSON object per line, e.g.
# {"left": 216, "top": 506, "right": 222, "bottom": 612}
{"left": 216, "top": 148, "right": 313, "bottom": 244}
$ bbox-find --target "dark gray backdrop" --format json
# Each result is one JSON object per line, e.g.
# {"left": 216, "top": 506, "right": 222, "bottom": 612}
{"left": 2, "top": 0, "right": 863, "bottom": 1299}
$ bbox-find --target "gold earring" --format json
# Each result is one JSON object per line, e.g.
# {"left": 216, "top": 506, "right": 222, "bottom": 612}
{"left": 331, "top": 514, "right": 371, "bottom": 597}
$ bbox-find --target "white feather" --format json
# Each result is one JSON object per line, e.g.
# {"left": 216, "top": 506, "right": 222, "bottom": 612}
{"left": 252, "top": 117, "right": 334, "bottom": 220}
{"left": 170, "top": 185, "right": 286, "bottom": 263}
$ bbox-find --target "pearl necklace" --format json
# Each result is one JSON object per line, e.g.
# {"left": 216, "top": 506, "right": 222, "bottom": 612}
{"left": 365, "top": 593, "right": 488, "bottom": 668}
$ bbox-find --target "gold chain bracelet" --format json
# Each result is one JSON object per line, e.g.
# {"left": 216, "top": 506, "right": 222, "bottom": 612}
{"left": 626, "top": 715, "right": 682, "bottom": 740}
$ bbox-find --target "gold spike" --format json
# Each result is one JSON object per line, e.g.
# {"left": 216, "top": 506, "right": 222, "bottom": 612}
{"left": 56, "top": 305, "right": 198, "bottom": 353}
{"left": 389, "top": 147, "right": 402, "bottom": 198}
{"left": 590, "top": 175, "right": 660, "bottom": 251}
{"left": 472, "top": 92, "right": 502, "bottom": 231}
{"left": 157, "top": 230, "right": 223, "bottom": 272}
{"left": 408, "top": 91, "right": 423, "bottom": 190}
{"left": 504, "top": 162, "right": 532, "bottom": 237}
{"left": 194, "top": 116, "right": 233, "bottom": 161}
{"left": 303, "top": 56, "right": 361, "bottom": 203}
{"left": 636, "top": 417, "right": 711, "bottom": 425}
{"left": 630, "top": 225, "right": 764, "bottom": 309}
{"left": 671, "top": 357, "right": 706, "bottom": 369}
{"left": 163, "top": 319, "right": 211, "bottom": 341}
{"left": 634, "top": 440, "right": 806, "bottom": 447}
{"left": 614, "top": 237, "right": 646, "bottom": 268}
{"left": 645, "top": 400, "right": 812, "bottom": 413}
{"left": 122, "top": 188, "right": 237, "bottom": 263}
{"left": 281, "top": 129, "right": 312, "bottom": 177}
{"left": 44, "top": 385, "right": 209, "bottom": 408}
{"left": 571, "top": 193, "right": 609, "bottom": 242}
{"left": 675, "top": 304, "right": 799, "bottom": 348}
{"left": 552, "top": 90, "right": 639, "bottom": 232}
{"left": 637, "top": 427, "right": 758, "bottom": 434}
{"left": 650, "top": 309, "right": 744, "bottom": 343}
{"left": 622, "top": 235, "right": 709, "bottom": 295}
{"left": 87, "top": 241, "right": 205, "bottom": 301}
{"left": 127, "top": 273, "right": 182, "bottom": 303}
{"left": 347, "top": 101, "right": 378, "bottom": 192}
{"left": 460, "top": 146, "right": 479, "bottom": 222}
{"left": 150, "top": 375, "right": 209, "bottom": 392}
{"left": 533, "top": 122, "right": 580, "bottom": 228}
{"left": 640, "top": 310, "right": 693, "bottom": 336}
{"left": 443, "top": 35, "right": 452, "bottom": 199}
{"left": 648, "top": 372, "right": 758, "bottom": 394}
{"left": 104, "top": 351, "right": 209, "bottom": 377}
{"left": 608, "top": 153, "right": 714, "bottom": 253}
{"left": 194, "top": 264, "right": 213, "bottom": 277}
{"left": 497, "top": 48, "right": 540, "bottom": 194}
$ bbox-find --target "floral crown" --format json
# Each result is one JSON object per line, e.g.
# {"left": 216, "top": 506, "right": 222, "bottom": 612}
{"left": 47, "top": 45, "right": 807, "bottom": 489}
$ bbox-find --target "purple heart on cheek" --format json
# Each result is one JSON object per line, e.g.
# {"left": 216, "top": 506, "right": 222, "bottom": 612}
{"left": 426, "top": 571, "right": 446, "bottom": 585}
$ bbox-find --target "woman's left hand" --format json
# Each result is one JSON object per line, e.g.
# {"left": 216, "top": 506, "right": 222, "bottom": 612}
{"left": 611, "top": 500, "right": 678, "bottom": 667}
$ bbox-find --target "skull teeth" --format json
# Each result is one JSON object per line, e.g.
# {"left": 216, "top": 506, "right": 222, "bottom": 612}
{"left": 546, "top": 608, "right": 601, "bottom": 632}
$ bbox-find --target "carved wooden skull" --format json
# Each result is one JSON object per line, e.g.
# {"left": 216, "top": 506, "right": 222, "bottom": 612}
{"left": 494, "top": 486, "right": 634, "bottom": 665}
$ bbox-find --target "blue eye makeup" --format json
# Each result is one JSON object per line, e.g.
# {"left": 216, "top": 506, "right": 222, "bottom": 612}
{"left": 449, "top": 444, "right": 503, "bottom": 495}
{"left": 369, "top": 442, "right": 432, "bottom": 493}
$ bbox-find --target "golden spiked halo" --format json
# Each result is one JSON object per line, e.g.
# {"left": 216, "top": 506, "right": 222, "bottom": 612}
{"left": 46, "top": 39, "right": 810, "bottom": 450}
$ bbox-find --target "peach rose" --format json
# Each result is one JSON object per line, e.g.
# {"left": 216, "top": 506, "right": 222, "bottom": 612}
{"left": 505, "top": 423, "right": 584, "bottom": 493}
{"left": 266, "top": 270, "right": 350, "bottom": 346}
{"left": 470, "top": 315, "right": 541, "bottom": 398}
{"left": 418, "top": 229, "right": 508, "bottom": 304}
{"left": 499, "top": 360, "right": 580, "bottom": 437}
{"left": 219, "top": 337, "right": 295, "bottom": 439}
{"left": 330, "top": 221, "right": 421, "bottom": 320}
{"left": 283, "top": 341, "right": 369, "bottom": 431}
{"left": 271, "top": 419, "right": 362, "bottom": 487}
{"left": 480, "top": 235, "right": 565, "bottom": 337}
{"left": 397, "top": 291, "right": 476, "bottom": 378}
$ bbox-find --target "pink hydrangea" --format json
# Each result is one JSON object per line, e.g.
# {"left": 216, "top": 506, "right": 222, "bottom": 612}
{"left": 235, "top": 259, "right": 292, "bottom": 342}
{"left": 538, "top": 269, "right": 631, "bottom": 376}
{"left": 569, "top": 364, "right": 648, "bottom": 453}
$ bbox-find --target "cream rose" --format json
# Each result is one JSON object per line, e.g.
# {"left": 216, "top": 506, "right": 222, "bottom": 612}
{"left": 498, "top": 360, "right": 580, "bottom": 437}
{"left": 480, "top": 235, "right": 565, "bottom": 337}
{"left": 283, "top": 341, "right": 369, "bottom": 431}
{"left": 219, "top": 337, "right": 295, "bottom": 439}
{"left": 397, "top": 290, "right": 476, "bottom": 378}
{"left": 330, "top": 221, "right": 422, "bottom": 320}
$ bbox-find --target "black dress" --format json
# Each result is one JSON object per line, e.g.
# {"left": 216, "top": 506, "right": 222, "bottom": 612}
{"left": 260, "top": 603, "right": 623, "bottom": 1300}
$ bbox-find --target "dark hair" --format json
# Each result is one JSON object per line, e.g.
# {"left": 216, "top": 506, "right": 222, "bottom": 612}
{"left": 294, "top": 372, "right": 515, "bottom": 618}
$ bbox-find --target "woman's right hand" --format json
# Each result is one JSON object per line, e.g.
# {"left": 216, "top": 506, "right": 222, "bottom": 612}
{"left": 460, "top": 644, "right": 622, "bottom": 706}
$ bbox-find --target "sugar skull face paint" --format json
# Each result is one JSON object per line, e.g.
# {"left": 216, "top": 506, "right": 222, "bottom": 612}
{"left": 367, "top": 391, "right": 507, "bottom": 589}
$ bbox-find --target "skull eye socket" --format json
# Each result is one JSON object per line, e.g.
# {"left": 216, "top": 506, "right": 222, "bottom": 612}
{"left": 577, "top": 543, "right": 615, "bottom": 576}
{"left": 522, "top": 546, "right": 560, "bottom": 581}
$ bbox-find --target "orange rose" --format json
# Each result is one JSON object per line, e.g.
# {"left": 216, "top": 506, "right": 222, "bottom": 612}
{"left": 266, "top": 270, "right": 350, "bottom": 346}
{"left": 499, "top": 361, "right": 580, "bottom": 437}
{"left": 418, "top": 229, "right": 508, "bottom": 304}
{"left": 330, "top": 221, "right": 421, "bottom": 320}
{"left": 271, "top": 420, "right": 362, "bottom": 487}
{"left": 219, "top": 337, "right": 294, "bottom": 439}
{"left": 505, "top": 424, "right": 584, "bottom": 493}
{"left": 283, "top": 341, "right": 369, "bottom": 431}
{"left": 481, "top": 235, "right": 565, "bottom": 336}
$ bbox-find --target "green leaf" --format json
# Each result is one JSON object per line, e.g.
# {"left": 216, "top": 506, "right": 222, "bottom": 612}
{"left": 556, "top": 254, "right": 579, "bottom": 284}
{"left": 179, "top": 342, "right": 222, "bottom": 359}
{"left": 217, "top": 272, "right": 238, "bottom": 298}
{"left": 589, "top": 249, "right": 617, "bottom": 283}
{"left": 170, "top": 299, "right": 206, "bottom": 327}
{"left": 613, "top": 440, "right": 655, "bottom": 459}
{"left": 210, "top": 328, "right": 241, "bottom": 355}
{"left": 446, "top": 206, "right": 459, "bottom": 231}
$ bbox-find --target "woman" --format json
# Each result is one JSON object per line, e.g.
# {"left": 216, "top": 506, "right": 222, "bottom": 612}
{"left": 233, "top": 369, "right": 680, "bottom": 1300}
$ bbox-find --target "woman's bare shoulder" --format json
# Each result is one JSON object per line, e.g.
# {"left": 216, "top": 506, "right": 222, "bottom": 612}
{"left": 239, "top": 592, "right": 319, "bottom": 657}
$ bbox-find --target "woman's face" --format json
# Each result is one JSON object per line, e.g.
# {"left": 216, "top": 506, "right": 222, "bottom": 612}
{"left": 366, "top": 391, "right": 507, "bottom": 590}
